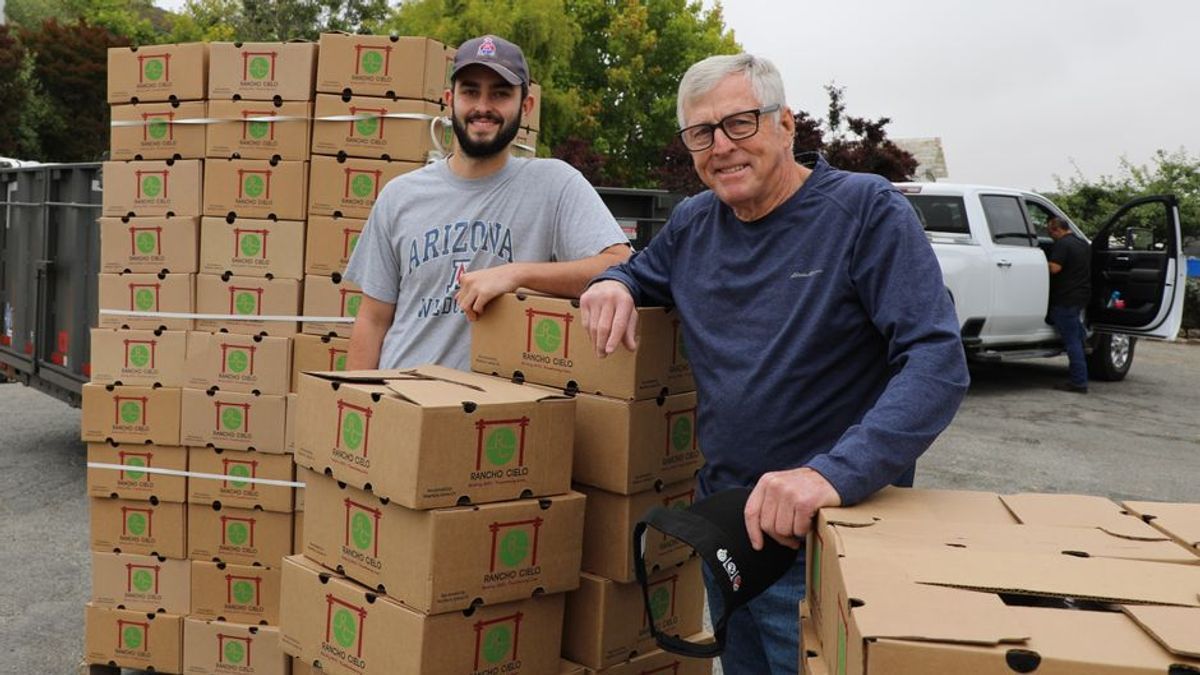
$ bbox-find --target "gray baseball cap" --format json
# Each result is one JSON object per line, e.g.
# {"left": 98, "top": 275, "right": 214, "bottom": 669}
{"left": 452, "top": 35, "right": 529, "bottom": 86}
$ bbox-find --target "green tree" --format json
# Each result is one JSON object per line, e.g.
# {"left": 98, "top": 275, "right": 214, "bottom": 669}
{"left": 234, "top": 0, "right": 390, "bottom": 40}
{"left": 0, "top": 26, "right": 33, "bottom": 157}
{"left": 167, "top": 0, "right": 241, "bottom": 42}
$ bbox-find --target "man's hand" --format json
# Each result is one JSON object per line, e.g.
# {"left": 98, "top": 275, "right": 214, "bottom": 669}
{"left": 579, "top": 280, "right": 638, "bottom": 358}
{"left": 744, "top": 467, "right": 842, "bottom": 550}
{"left": 455, "top": 264, "right": 526, "bottom": 321}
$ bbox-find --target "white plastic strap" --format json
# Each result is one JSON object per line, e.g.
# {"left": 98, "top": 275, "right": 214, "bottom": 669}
{"left": 111, "top": 112, "right": 439, "bottom": 128}
{"left": 99, "top": 309, "right": 354, "bottom": 323}
{"left": 87, "top": 461, "right": 306, "bottom": 488}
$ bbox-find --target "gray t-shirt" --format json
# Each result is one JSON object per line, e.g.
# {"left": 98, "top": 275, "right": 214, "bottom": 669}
{"left": 343, "top": 156, "right": 627, "bottom": 370}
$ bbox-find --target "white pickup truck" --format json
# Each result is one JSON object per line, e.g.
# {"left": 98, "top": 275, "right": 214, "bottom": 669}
{"left": 898, "top": 183, "right": 1186, "bottom": 380}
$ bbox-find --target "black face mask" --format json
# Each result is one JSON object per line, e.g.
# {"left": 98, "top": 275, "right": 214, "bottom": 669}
{"left": 633, "top": 487, "right": 800, "bottom": 658}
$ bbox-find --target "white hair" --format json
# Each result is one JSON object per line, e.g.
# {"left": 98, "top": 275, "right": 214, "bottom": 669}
{"left": 676, "top": 54, "right": 787, "bottom": 127}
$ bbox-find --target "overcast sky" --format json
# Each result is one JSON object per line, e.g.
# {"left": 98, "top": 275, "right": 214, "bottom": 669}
{"left": 714, "top": 0, "right": 1199, "bottom": 191}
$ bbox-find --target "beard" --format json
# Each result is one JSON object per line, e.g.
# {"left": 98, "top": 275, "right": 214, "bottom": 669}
{"left": 451, "top": 107, "right": 523, "bottom": 158}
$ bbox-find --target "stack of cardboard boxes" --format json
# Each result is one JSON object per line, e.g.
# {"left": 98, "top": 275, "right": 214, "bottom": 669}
{"left": 470, "top": 292, "right": 714, "bottom": 674}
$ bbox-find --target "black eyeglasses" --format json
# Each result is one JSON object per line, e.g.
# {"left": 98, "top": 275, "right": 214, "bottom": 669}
{"left": 678, "top": 104, "right": 782, "bottom": 152}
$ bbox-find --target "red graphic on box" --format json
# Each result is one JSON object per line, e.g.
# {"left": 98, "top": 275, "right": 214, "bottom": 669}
{"left": 217, "top": 633, "right": 253, "bottom": 666}
{"left": 221, "top": 515, "right": 257, "bottom": 547}
{"left": 123, "top": 339, "right": 158, "bottom": 368}
{"left": 128, "top": 225, "right": 163, "bottom": 255}
{"left": 241, "top": 109, "right": 276, "bottom": 140}
{"left": 335, "top": 399, "right": 373, "bottom": 456}
{"left": 117, "top": 619, "right": 150, "bottom": 650}
{"left": 134, "top": 170, "right": 170, "bottom": 199}
{"left": 343, "top": 168, "right": 383, "bottom": 200}
{"left": 225, "top": 573, "right": 262, "bottom": 605}
{"left": 664, "top": 407, "right": 698, "bottom": 456}
{"left": 121, "top": 505, "right": 155, "bottom": 537}
{"left": 343, "top": 498, "right": 382, "bottom": 558}
{"left": 662, "top": 489, "right": 696, "bottom": 509}
{"left": 327, "top": 347, "right": 348, "bottom": 370}
{"left": 353, "top": 45, "right": 393, "bottom": 75}
{"left": 472, "top": 612, "right": 523, "bottom": 670}
{"left": 117, "top": 449, "right": 153, "bottom": 481}
{"left": 214, "top": 401, "right": 252, "bottom": 433}
{"left": 241, "top": 51, "right": 278, "bottom": 80}
{"left": 348, "top": 106, "right": 387, "bottom": 138}
{"left": 524, "top": 309, "right": 573, "bottom": 357}
{"left": 141, "top": 111, "right": 175, "bottom": 141}
{"left": 125, "top": 562, "right": 161, "bottom": 594}
{"left": 127, "top": 283, "right": 161, "bottom": 311}
{"left": 237, "top": 169, "right": 273, "bottom": 199}
{"left": 474, "top": 417, "right": 530, "bottom": 470}
{"left": 136, "top": 53, "right": 171, "bottom": 83}
{"left": 227, "top": 286, "right": 264, "bottom": 316}
{"left": 113, "top": 395, "right": 149, "bottom": 425}
{"left": 324, "top": 595, "right": 368, "bottom": 658}
{"left": 234, "top": 228, "right": 270, "bottom": 258}
{"left": 219, "top": 342, "right": 256, "bottom": 375}
{"left": 671, "top": 319, "right": 687, "bottom": 366}
{"left": 643, "top": 574, "right": 679, "bottom": 627}
{"left": 342, "top": 227, "right": 363, "bottom": 259}
{"left": 221, "top": 457, "right": 258, "bottom": 488}
{"left": 488, "top": 518, "right": 543, "bottom": 573}
{"left": 339, "top": 288, "right": 362, "bottom": 317}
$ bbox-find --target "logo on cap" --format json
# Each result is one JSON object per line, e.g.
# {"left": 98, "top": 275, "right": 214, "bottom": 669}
{"left": 716, "top": 548, "right": 742, "bottom": 592}
{"left": 477, "top": 37, "right": 497, "bottom": 57}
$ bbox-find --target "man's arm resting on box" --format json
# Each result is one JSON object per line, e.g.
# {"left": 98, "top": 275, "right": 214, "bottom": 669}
{"left": 347, "top": 295, "right": 395, "bottom": 369}
{"left": 455, "top": 243, "right": 632, "bottom": 320}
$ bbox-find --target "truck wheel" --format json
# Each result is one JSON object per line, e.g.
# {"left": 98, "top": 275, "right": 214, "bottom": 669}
{"left": 1088, "top": 333, "right": 1135, "bottom": 381}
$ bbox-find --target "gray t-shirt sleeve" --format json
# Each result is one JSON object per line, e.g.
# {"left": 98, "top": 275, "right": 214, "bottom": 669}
{"left": 550, "top": 167, "right": 629, "bottom": 261}
{"left": 343, "top": 187, "right": 401, "bottom": 305}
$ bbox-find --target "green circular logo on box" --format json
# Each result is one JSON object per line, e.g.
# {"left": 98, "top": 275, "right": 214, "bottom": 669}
{"left": 227, "top": 522, "right": 249, "bottom": 546}
{"left": 356, "top": 116, "right": 378, "bottom": 137}
{"left": 351, "top": 512, "right": 372, "bottom": 550}
{"left": 334, "top": 354, "right": 347, "bottom": 371}
{"left": 224, "top": 641, "right": 245, "bottom": 664}
{"left": 222, "top": 407, "right": 244, "bottom": 431}
{"left": 670, "top": 499, "right": 688, "bottom": 511}
{"left": 482, "top": 626, "right": 511, "bottom": 664}
{"left": 134, "top": 289, "right": 155, "bottom": 311}
{"left": 135, "top": 231, "right": 157, "bottom": 254}
{"left": 345, "top": 294, "right": 362, "bottom": 318}
{"left": 360, "top": 51, "right": 383, "bottom": 75}
{"left": 125, "top": 456, "right": 147, "bottom": 481}
{"left": 243, "top": 174, "right": 265, "bottom": 198}
{"left": 141, "top": 175, "right": 162, "bottom": 197}
{"left": 534, "top": 319, "right": 561, "bottom": 353}
{"left": 342, "top": 412, "right": 364, "bottom": 450}
{"left": 485, "top": 428, "right": 517, "bottom": 466}
{"left": 227, "top": 349, "right": 248, "bottom": 374}
{"left": 671, "top": 417, "right": 692, "bottom": 453}
{"left": 235, "top": 292, "right": 257, "bottom": 315}
{"left": 229, "top": 463, "right": 251, "bottom": 488}
{"left": 248, "top": 56, "right": 270, "bottom": 80}
{"left": 132, "top": 569, "right": 153, "bottom": 592}
{"left": 333, "top": 608, "right": 357, "bottom": 648}
{"left": 127, "top": 512, "right": 147, "bottom": 536}
{"left": 121, "top": 401, "right": 143, "bottom": 424}
{"left": 240, "top": 233, "right": 262, "bottom": 257}
{"left": 148, "top": 118, "right": 168, "bottom": 140}
{"left": 348, "top": 233, "right": 360, "bottom": 254}
{"left": 499, "top": 530, "right": 529, "bottom": 568}
{"left": 123, "top": 626, "right": 143, "bottom": 649}
{"left": 248, "top": 120, "right": 270, "bottom": 139}
{"left": 233, "top": 579, "right": 254, "bottom": 604}
{"left": 129, "top": 344, "right": 151, "bottom": 368}
{"left": 650, "top": 587, "right": 671, "bottom": 620}
{"left": 350, "top": 174, "right": 374, "bottom": 198}
{"left": 143, "top": 59, "right": 163, "bottom": 82}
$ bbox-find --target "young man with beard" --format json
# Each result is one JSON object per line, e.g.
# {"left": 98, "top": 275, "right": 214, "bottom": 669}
{"left": 344, "top": 35, "right": 630, "bottom": 370}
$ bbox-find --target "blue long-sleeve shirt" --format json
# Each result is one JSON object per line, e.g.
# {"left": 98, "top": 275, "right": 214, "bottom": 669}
{"left": 596, "top": 156, "right": 969, "bottom": 505}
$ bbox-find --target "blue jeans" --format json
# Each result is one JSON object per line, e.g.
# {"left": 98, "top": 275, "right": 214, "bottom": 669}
{"left": 1049, "top": 305, "right": 1088, "bottom": 387}
{"left": 703, "top": 550, "right": 806, "bottom": 675}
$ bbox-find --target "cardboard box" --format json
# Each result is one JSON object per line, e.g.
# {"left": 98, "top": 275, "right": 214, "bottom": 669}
{"left": 800, "top": 601, "right": 828, "bottom": 675}
{"left": 89, "top": 328, "right": 188, "bottom": 387}
{"left": 291, "top": 334, "right": 349, "bottom": 392}
{"left": 306, "top": 153, "right": 420, "bottom": 218}
{"left": 110, "top": 101, "right": 208, "bottom": 160}
{"left": 560, "top": 661, "right": 587, "bottom": 675}
{"left": 90, "top": 496, "right": 187, "bottom": 558}
{"left": 304, "top": 214, "right": 364, "bottom": 277}
{"left": 285, "top": 392, "right": 298, "bottom": 452}
{"left": 194, "top": 273, "right": 301, "bottom": 336}
{"left": 292, "top": 657, "right": 321, "bottom": 674}
{"left": 280, "top": 554, "right": 565, "bottom": 675}
{"left": 301, "top": 468, "right": 584, "bottom": 614}
{"left": 84, "top": 604, "right": 183, "bottom": 672}
{"left": 301, "top": 274, "right": 362, "bottom": 338}
{"left": 108, "top": 42, "right": 208, "bottom": 103}
{"left": 209, "top": 41, "right": 318, "bottom": 101}
{"left": 81, "top": 383, "right": 181, "bottom": 445}
{"left": 576, "top": 479, "right": 698, "bottom": 583}
{"left": 471, "top": 293, "right": 694, "bottom": 401}
{"left": 200, "top": 216, "right": 306, "bottom": 279}
{"left": 185, "top": 619, "right": 289, "bottom": 675}
{"left": 1000, "top": 492, "right": 1170, "bottom": 540}
{"left": 188, "top": 446, "right": 295, "bottom": 512}
{"left": 102, "top": 159, "right": 203, "bottom": 217}
{"left": 188, "top": 503, "right": 293, "bottom": 566}
{"left": 312, "top": 94, "right": 443, "bottom": 161}
{"left": 87, "top": 442, "right": 188, "bottom": 503}
{"left": 185, "top": 331, "right": 292, "bottom": 395}
{"left": 316, "top": 34, "right": 450, "bottom": 102}
{"left": 204, "top": 159, "right": 309, "bottom": 220}
{"left": 207, "top": 99, "right": 314, "bottom": 161}
{"left": 584, "top": 643, "right": 714, "bottom": 675}
{"left": 1124, "top": 500, "right": 1200, "bottom": 554}
{"left": 526, "top": 81, "right": 542, "bottom": 132}
{"left": 91, "top": 551, "right": 191, "bottom": 613}
{"left": 293, "top": 509, "right": 304, "bottom": 554}
{"left": 98, "top": 272, "right": 194, "bottom": 331}
{"left": 806, "top": 487, "right": 1200, "bottom": 675}
{"left": 181, "top": 387, "right": 288, "bottom": 453}
{"left": 571, "top": 390, "right": 703, "bottom": 495}
{"left": 511, "top": 127, "right": 538, "bottom": 158}
{"left": 563, "top": 559, "right": 705, "bottom": 670}
{"left": 191, "top": 560, "right": 283, "bottom": 625}
{"left": 295, "top": 366, "right": 575, "bottom": 508}
{"left": 100, "top": 216, "right": 199, "bottom": 275}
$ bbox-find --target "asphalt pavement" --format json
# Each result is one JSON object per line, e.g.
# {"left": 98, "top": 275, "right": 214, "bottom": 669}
{"left": 2, "top": 339, "right": 1198, "bottom": 673}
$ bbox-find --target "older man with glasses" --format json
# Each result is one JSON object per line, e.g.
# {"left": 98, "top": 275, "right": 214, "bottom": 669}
{"left": 580, "top": 54, "right": 969, "bottom": 673}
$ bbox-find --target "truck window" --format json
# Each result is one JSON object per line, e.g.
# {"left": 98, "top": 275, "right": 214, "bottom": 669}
{"left": 981, "top": 195, "right": 1034, "bottom": 246}
{"left": 904, "top": 195, "right": 969, "bottom": 235}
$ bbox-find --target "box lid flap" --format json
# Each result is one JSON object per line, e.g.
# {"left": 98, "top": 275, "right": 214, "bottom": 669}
{"left": 384, "top": 365, "right": 570, "bottom": 407}
{"left": 1124, "top": 500, "right": 1200, "bottom": 549}
{"left": 1001, "top": 493, "right": 1166, "bottom": 541}
{"left": 1122, "top": 604, "right": 1200, "bottom": 658}
{"left": 821, "top": 486, "right": 1017, "bottom": 527}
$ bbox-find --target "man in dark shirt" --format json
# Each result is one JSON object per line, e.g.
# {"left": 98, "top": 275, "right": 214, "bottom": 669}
{"left": 1047, "top": 215, "right": 1092, "bottom": 392}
